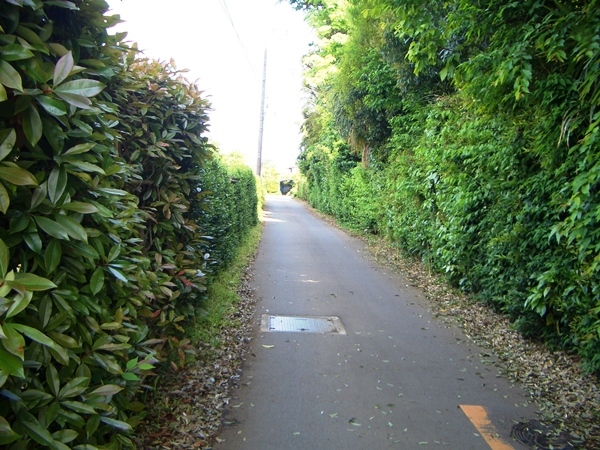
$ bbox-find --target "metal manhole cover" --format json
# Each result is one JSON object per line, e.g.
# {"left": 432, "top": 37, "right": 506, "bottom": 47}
{"left": 510, "top": 420, "right": 584, "bottom": 449}
{"left": 261, "top": 315, "right": 346, "bottom": 335}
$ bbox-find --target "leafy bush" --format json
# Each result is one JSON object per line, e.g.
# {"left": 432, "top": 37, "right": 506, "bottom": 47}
{"left": 260, "top": 162, "right": 280, "bottom": 194}
{"left": 0, "top": 1, "right": 149, "bottom": 447}
{"left": 0, "top": 1, "right": 223, "bottom": 448}
{"left": 293, "top": 0, "right": 600, "bottom": 372}
{"left": 192, "top": 157, "right": 259, "bottom": 271}
{"left": 111, "top": 56, "right": 211, "bottom": 342}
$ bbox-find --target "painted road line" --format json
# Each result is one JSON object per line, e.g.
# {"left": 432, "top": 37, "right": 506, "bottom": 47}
{"left": 460, "top": 405, "right": 515, "bottom": 450}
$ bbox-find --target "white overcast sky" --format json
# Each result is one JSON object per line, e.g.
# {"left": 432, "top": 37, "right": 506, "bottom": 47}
{"left": 106, "top": 0, "right": 314, "bottom": 172}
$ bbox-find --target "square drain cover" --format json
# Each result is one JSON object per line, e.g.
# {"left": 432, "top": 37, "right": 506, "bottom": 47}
{"left": 261, "top": 315, "right": 346, "bottom": 335}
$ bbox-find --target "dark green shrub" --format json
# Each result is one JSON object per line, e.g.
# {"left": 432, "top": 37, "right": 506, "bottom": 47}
{"left": 192, "top": 157, "right": 258, "bottom": 271}
{"left": 0, "top": 1, "right": 153, "bottom": 447}
{"left": 111, "top": 56, "right": 212, "bottom": 343}
{"left": 0, "top": 1, "right": 216, "bottom": 447}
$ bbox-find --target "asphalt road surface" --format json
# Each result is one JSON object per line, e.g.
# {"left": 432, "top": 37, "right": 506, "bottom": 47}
{"left": 215, "top": 196, "right": 533, "bottom": 449}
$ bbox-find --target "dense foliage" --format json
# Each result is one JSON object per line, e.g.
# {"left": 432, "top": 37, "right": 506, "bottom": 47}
{"left": 194, "top": 157, "right": 258, "bottom": 272}
{"left": 0, "top": 1, "right": 258, "bottom": 448}
{"left": 293, "top": 0, "right": 600, "bottom": 372}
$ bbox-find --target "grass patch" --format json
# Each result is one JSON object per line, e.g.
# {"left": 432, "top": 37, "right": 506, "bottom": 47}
{"left": 191, "top": 222, "right": 263, "bottom": 348}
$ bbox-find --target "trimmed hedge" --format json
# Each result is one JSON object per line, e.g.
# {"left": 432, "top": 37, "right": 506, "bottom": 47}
{"left": 0, "top": 1, "right": 258, "bottom": 448}
{"left": 193, "top": 157, "right": 259, "bottom": 271}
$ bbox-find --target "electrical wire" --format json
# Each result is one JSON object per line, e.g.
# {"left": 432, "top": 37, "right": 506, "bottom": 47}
{"left": 216, "top": 0, "right": 260, "bottom": 81}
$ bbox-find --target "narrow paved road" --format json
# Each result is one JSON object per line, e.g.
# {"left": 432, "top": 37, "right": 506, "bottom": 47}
{"left": 215, "top": 196, "right": 532, "bottom": 449}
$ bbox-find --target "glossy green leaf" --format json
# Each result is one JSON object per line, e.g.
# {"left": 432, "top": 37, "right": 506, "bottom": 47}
{"left": 99, "top": 321, "right": 121, "bottom": 331}
{"left": 86, "top": 200, "right": 112, "bottom": 217}
{"left": 107, "top": 245, "right": 120, "bottom": 262}
{"left": 66, "top": 160, "right": 105, "bottom": 174}
{"left": 53, "top": 50, "right": 74, "bottom": 86}
{"left": 0, "top": 165, "right": 38, "bottom": 185}
{"left": 125, "top": 356, "right": 138, "bottom": 371}
{"left": 52, "top": 429, "right": 79, "bottom": 444}
{"left": 34, "top": 215, "right": 70, "bottom": 240}
{"left": 0, "top": 128, "right": 16, "bottom": 161}
{"left": 107, "top": 266, "right": 127, "bottom": 283}
{"left": 48, "top": 331, "right": 78, "bottom": 349}
{"left": 0, "top": 60, "right": 23, "bottom": 92}
{"left": 38, "top": 295, "right": 52, "bottom": 329}
{"left": 21, "top": 57, "right": 53, "bottom": 83}
{"left": 121, "top": 372, "right": 139, "bottom": 381}
{"left": 61, "top": 400, "right": 96, "bottom": 415}
{"left": 0, "top": 84, "right": 6, "bottom": 102}
{"left": 0, "top": 183, "right": 9, "bottom": 214}
{"left": 64, "top": 142, "right": 95, "bottom": 155}
{"left": 104, "top": 164, "right": 122, "bottom": 176}
{"left": 68, "top": 241, "right": 99, "bottom": 260}
{"left": 21, "top": 419, "right": 55, "bottom": 447}
{"left": 89, "top": 384, "right": 123, "bottom": 396}
{"left": 48, "top": 43, "right": 69, "bottom": 56}
{"left": 16, "top": 25, "right": 45, "bottom": 47}
{"left": 5, "top": 291, "right": 33, "bottom": 318}
{"left": 21, "top": 388, "right": 54, "bottom": 404}
{"left": 85, "top": 414, "right": 100, "bottom": 440}
{"left": 57, "top": 409, "right": 85, "bottom": 428}
{"left": 0, "top": 238, "right": 8, "bottom": 279}
{"left": 0, "top": 345, "right": 24, "bottom": 378}
{"left": 30, "top": 183, "right": 47, "bottom": 209}
{"left": 48, "top": 165, "right": 67, "bottom": 204}
{"left": 13, "top": 272, "right": 57, "bottom": 291}
{"left": 0, "top": 415, "right": 20, "bottom": 446}
{"left": 11, "top": 323, "right": 56, "bottom": 349}
{"left": 40, "top": 22, "right": 53, "bottom": 41}
{"left": 44, "top": 239, "right": 62, "bottom": 274}
{"left": 49, "top": 344, "right": 69, "bottom": 365}
{"left": 60, "top": 201, "right": 98, "bottom": 214}
{"left": 92, "top": 334, "right": 111, "bottom": 351}
{"left": 90, "top": 267, "right": 104, "bottom": 295}
{"left": 54, "top": 79, "right": 105, "bottom": 97}
{"left": 46, "top": 364, "right": 60, "bottom": 396}
{"left": 23, "top": 232, "right": 42, "bottom": 253}
{"left": 55, "top": 215, "right": 87, "bottom": 241}
{"left": 57, "top": 377, "right": 89, "bottom": 399}
{"left": 37, "top": 95, "right": 67, "bottom": 117}
{"left": 93, "top": 353, "right": 123, "bottom": 375}
{"left": 1, "top": 323, "right": 25, "bottom": 360}
{"left": 14, "top": 94, "right": 32, "bottom": 114}
{"left": 99, "top": 417, "right": 132, "bottom": 432}
{"left": 96, "top": 187, "right": 128, "bottom": 196}
{"left": 46, "top": 1, "right": 78, "bottom": 10}
{"left": 23, "top": 104, "right": 43, "bottom": 146}
{"left": 42, "top": 116, "right": 65, "bottom": 153}
{"left": 54, "top": 91, "right": 92, "bottom": 109}
{"left": 0, "top": 43, "right": 34, "bottom": 61}
{"left": 9, "top": 213, "right": 30, "bottom": 234}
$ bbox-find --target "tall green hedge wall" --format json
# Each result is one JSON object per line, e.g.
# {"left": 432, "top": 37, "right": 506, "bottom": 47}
{"left": 294, "top": 0, "right": 600, "bottom": 372}
{"left": 0, "top": 1, "right": 258, "bottom": 448}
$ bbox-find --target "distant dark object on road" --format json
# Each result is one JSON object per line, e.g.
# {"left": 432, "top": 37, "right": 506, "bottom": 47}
{"left": 279, "top": 179, "right": 294, "bottom": 195}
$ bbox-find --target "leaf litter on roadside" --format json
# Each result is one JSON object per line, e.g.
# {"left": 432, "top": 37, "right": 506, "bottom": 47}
{"left": 132, "top": 265, "right": 258, "bottom": 449}
{"left": 363, "top": 234, "right": 600, "bottom": 448}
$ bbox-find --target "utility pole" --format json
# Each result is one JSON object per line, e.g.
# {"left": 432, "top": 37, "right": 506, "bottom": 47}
{"left": 256, "top": 48, "right": 267, "bottom": 176}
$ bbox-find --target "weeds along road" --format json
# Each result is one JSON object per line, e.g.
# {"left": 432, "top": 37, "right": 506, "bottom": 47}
{"left": 215, "top": 196, "right": 532, "bottom": 449}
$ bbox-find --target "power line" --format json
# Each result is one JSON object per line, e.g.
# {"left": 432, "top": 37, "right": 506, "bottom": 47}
{"left": 216, "top": 0, "right": 259, "bottom": 81}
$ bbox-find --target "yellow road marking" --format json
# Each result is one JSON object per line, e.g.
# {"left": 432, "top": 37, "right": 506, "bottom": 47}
{"left": 460, "top": 405, "right": 515, "bottom": 450}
